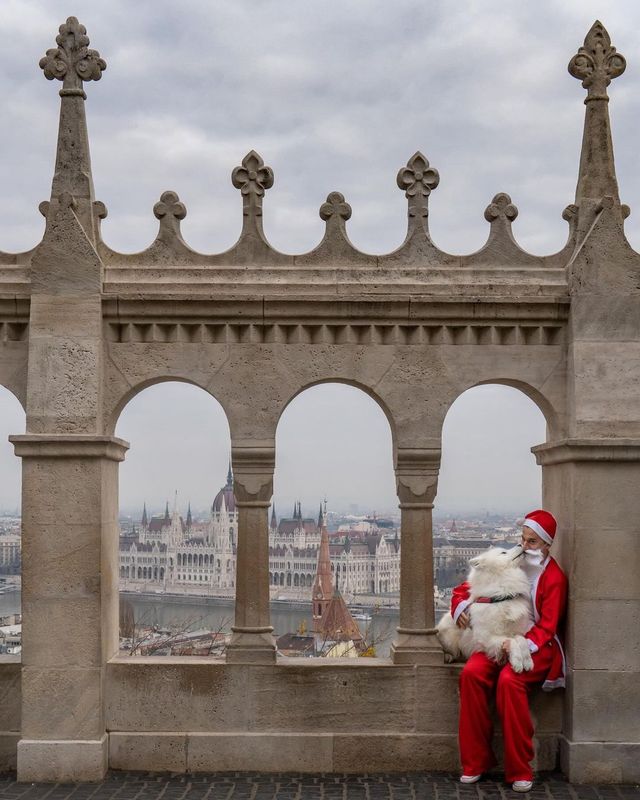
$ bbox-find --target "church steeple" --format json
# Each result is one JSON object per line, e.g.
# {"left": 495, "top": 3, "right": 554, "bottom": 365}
{"left": 270, "top": 504, "right": 277, "bottom": 530}
{"left": 226, "top": 461, "right": 233, "bottom": 487}
{"left": 164, "top": 501, "right": 170, "bottom": 523}
{"left": 186, "top": 502, "right": 192, "bottom": 529}
{"left": 312, "top": 501, "right": 333, "bottom": 631}
{"left": 141, "top": 502, "right": 148, "bottom": 528}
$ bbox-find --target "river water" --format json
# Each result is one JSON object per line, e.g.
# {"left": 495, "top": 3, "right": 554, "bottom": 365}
{"left": 1, "top": 591, "right": 400, "bottom": 658}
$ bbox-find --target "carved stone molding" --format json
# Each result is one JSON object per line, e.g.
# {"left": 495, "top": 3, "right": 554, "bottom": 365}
{"left": 106, "top": 321, "right": 565, "bottom": 346}
{"left": 395, "top": 447, "right": 441, "bottom": 506}
{"left": 231, "top": 444, "right": 275, "bottom": 504}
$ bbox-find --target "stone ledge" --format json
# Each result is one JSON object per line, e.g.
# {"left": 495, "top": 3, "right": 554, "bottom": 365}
{"left": 106, "top": 731, "right": 559, "bottom": 774}
{"left": 10, "top": 435, "right": 129, "bottom": 461}
{"left": 533, "top": 438, "right": 640, "bottom": 464}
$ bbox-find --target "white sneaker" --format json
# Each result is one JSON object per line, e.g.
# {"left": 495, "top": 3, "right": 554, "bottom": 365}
{"left": 512, "top": 780, "right": 533, "bottom": 792}
{"left": 460, "top": 774, "right": 481, "bottom": 784}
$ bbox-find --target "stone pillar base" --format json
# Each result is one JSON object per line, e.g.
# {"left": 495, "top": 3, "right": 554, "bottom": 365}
{"left": 391, "top": 629, "right": 443, "bottom": 665}
{"left": 225, "top": 628, "right": 277, "bottom": 664}
{"left": 560, "top": 736, "right": 640, "bottom": 784}
{"left": 17, "top": 734, "right": 108, "bottom": 782}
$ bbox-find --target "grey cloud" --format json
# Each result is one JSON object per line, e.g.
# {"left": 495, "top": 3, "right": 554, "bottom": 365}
{"left": 0, "top": 1, "right": 636, "bottom": 513}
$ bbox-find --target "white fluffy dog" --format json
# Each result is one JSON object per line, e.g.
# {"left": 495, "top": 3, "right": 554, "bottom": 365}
{"left": 436, "top": 545, "right": 535, "bottom": 673}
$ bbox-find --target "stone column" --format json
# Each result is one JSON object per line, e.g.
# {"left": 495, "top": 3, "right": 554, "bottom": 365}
{"left": 10, "top": 434, "right": 128, "bottom": 782}
{"left": 391, "top": 447, "right": 442, "bottom": 665}
{"left": 533, "top": 439, "right": 640, "bottom": 784}
{"left": 225, "top": 441, "right": 277, "bottom": 663}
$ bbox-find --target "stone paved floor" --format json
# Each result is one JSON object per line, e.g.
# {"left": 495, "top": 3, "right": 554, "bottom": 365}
{"left": 0, "top": 773, "right": 638, "bottom": 800}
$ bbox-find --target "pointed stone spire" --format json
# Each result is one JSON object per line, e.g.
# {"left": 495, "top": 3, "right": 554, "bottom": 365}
{"left": 292, "top": 501, "right": 297, "bottom": 519}
{"left": 164, "top": 501, "right": 170, "bottom": 524}
{"left": 270, "top": 504, "right": 277, "bottom": 530}
{"left": 226, "top": 460, "right": 233, "bottom": 487}
{"left": 186, "top": 502, "right": 192, "bottom": 529}
{"left": 39, "top": 17, "right": 106, "bottom": 241}
{"left": 141, "top": 502, "right": 148, "bottom": 528}
{"left": 569, "top": 21, "right": 626, "bottom": 211}
{"left": 317, "top": 502, "right": 324, "bottom": 529}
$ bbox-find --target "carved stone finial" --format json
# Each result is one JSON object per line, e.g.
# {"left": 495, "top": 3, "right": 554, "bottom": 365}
{"left": 154, "top": 191, "right": 187, "bottom": 222}
{"left": 569, "top": 21, "right": 625, "bottom": 102}
{"left": 153, "top": 191, "right": 186, "bottom": 239}
{"left": 40, "top": 17, "right": 106, "bottom": 99}
{"left": 319, "top": 192, "right": 352, "bottom": 222}
{"left": 396, "top": 152, "right": 439, "bottom": 226}
{"left": 484, "top": 193, "right": 518, "bottom": 223}
{"left": 232, "top": 150, "right": 274, "bottom": 219}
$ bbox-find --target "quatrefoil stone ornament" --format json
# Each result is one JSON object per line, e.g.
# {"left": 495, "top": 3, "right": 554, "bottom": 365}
{"left": 232, "top": 151, "right": 274, "bottom": 197}
{"left": 568, "top": 20, "right": 625, "bottom": 101}
{"left": 319, "top": 192, "right": 352, "bottom": 221}
{"left": 397, "top": 152, "right": 440, "bottom": 200}
{"left": 39, "top": 16, "right": 106, "bottom": 98}
{"left": 397, "top": 152, "right": 440, "bottom": 223}
{"left": 484, "top": 193, "right": 518, "bottom": 223}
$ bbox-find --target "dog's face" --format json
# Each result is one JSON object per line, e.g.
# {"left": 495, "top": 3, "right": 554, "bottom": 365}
{"left": 469, "top": 544, "right": 524, "bottom": 578}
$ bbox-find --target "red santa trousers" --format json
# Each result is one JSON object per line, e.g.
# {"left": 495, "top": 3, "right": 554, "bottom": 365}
{"left": 458, "top": 647, "right": 555, "bottom": 783}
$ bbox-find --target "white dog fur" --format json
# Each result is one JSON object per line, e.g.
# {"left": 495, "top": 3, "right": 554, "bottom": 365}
{"left": 436, "top": 545, "right": 535, "bottom": 673}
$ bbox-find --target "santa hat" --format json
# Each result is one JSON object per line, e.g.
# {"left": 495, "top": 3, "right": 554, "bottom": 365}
{"left": 523, "top": 509, "right": 557, "bottom": 545}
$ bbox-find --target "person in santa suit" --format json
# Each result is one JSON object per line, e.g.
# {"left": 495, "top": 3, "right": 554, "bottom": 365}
{"left": 452, "top": 509, "right": 568, "bottom": 793}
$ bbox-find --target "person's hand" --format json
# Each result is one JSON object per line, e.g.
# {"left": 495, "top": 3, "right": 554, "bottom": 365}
{"left": 501, "top": 639, "right": 511, "bottom": 654}
{"left": 456, "top": 611, "right": 470, "bottom": 629}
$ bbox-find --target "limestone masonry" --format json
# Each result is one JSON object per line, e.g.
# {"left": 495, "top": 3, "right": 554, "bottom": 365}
{"left": 0, "top": 17, "right": 638, "bottom": 784}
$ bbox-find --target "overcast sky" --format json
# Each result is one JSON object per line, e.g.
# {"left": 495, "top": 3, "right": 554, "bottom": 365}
{"left": 0, "top": 1, "right": 637, "bottom": 516}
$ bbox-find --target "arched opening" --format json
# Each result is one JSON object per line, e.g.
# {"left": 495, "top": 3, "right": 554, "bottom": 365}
{"left": 273, "top": 382, "right": 396, "bottom": 657}
{"left": 434, "top": 383, "right": 547, "bottom": 612}
{"left": 115, "top": 381, "right": 233, "bottom": 657}
{"left": 0, "top": 386, "right": 24, "bottom": 655}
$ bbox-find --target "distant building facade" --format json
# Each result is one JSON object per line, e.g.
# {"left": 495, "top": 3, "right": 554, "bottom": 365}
{"left": 119, "top": 472, "right": 400, "bottom": 597}
{"left": 0, "top": 533, "right": 21, "bottom": 573}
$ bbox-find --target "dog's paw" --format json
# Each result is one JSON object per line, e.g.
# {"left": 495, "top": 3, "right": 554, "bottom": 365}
{"left": 508, "top": 644, "right": 525, "bottom": 673}
{"left": 522, "top": 650, "right": 534, "bottom": 672}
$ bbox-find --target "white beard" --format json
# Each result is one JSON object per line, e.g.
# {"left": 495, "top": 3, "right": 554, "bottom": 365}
{"left": 521, "top": 550, "right": 545, "bottom": 583}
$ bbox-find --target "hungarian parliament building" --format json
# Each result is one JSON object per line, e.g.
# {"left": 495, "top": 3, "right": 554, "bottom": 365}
{"left": 118, "top": 468, "right": 401, "bottom": 597}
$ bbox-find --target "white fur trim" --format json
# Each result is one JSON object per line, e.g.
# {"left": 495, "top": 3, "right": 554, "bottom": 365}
{"left": 523, "top": 518, "right": 554, "bottom": 545}
{"left": 542, "top": 677, "right": 565, "bottom": 691}
{"left": 452, "top": 598, "right": 472, "bottom": 623}
{"left": 527, "top": 640, "right": 538, "bottom": 653}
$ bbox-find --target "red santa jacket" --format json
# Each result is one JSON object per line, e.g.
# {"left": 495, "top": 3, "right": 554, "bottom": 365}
{"left": 450, "top": 555, "right": 568, "bottom": 691}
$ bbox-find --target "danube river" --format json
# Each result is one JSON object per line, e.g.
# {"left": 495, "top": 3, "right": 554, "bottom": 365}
{"left": 1, "top": 591, "right": 400, "bottom": 658}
